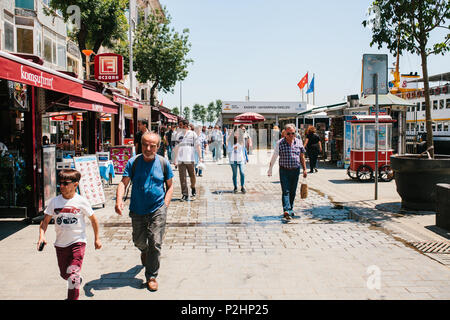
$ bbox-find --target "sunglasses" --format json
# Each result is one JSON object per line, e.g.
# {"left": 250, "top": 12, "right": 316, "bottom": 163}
{"left": 60, "top": 180, "right": 75, "bottom": 186}
{"left": 286, "top": 132, "right": 296, "bottom": 136}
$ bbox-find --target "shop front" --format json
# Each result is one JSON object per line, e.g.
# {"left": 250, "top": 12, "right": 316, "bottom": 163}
{"left": 0, "top": 51, "right": 118, "bottom": 219}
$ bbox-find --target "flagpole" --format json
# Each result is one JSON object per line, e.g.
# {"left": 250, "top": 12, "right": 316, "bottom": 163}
{"left": 306, "top": 70, "right": 309, "bottom": 104}
{"left": 313, "top": 73, "right": 315, "bottom": 105}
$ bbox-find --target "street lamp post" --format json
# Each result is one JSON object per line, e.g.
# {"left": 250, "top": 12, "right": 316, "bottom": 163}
{"left": 81, "top": 49, "right": 94, "bottom": 80}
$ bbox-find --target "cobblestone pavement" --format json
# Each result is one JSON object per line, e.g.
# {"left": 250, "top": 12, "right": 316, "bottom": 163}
{"left": 0, "top": 151, "right": 449, "bottom": 300}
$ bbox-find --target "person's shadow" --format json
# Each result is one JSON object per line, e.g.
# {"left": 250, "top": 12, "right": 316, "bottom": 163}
{"left": 83, "top": 265, "right": 145, "bottom": 297}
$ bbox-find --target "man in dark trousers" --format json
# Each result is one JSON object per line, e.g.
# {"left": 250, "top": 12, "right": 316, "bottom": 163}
{"left": 267, "top": 124, "right": 307, "bottom": 220}
{"left": 134, "top": 120, "right": 149, "bottom": 155}
{"left": 115, "top": 132, "right": 174, "bottom": 292}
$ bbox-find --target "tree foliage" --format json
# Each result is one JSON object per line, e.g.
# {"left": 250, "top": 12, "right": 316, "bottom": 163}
{"left": 182, "top": 106, "right": 191, "bottom": 121}
{"left": 45, "top": 0, "right": 128, "bottom": 54}
{"left": 133, "top": 7, "right": 193, "bottom": 106}
{"left": 363, "top": 0, "right": 450, "bottom": 156}
{"left": 172, "top": 107, "right": 180, "bottom": 116}
{"left": 207, "top": 102, "right": 216, "bottom": 124}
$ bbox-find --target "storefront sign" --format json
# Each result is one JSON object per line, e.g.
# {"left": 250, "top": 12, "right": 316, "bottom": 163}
{"left": 113, "top": 93, "right": 144, "bottom": 109}
{"left": 222, "top": 101, "right": 306, "bottom": 114}
{"left": 73, "top": 155, "right": 106, "bottom": 206}
{"left": 94, "top": 53, "right": 123, "bottom": 82}
{"left": 0, "top": 54, "right": 82, "bottom": 96}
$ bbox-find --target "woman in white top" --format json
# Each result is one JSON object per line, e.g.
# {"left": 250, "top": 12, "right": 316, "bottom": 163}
{"left": 228, "top": 135, "right": 248, "bottom": 193}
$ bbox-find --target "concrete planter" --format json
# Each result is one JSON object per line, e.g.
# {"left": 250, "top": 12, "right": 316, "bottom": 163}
{"left": 390, "top": 155, "right": 450, "bottom": 211}
{"left": 436, "top": 184, "right": 450, "bottom": 231}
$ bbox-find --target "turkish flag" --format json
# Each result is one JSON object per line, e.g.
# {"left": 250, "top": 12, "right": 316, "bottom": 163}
{"left": 297, "top": 73, "right": 308, "bottom": 90}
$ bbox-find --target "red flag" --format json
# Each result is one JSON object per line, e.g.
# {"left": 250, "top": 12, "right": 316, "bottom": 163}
{"left": 160, "top": 99, "right": 163, "bottom": 106}
{"left": 297, "top": 73, "right": 308, "bottom": 90}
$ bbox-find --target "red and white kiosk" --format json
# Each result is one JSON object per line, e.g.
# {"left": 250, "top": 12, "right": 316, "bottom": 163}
{"left": 347, "top": 115, "right": 396, "bottom": 182}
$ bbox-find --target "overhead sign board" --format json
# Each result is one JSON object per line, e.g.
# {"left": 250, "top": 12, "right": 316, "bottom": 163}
{"left": 94, "top": 53, "right": 123, "bottom": 83}
{"left": 362, "top": 54, "right": 388, "bottom": 95}
{"left": 222, "top": 101, "right": 307, "bottom": 114}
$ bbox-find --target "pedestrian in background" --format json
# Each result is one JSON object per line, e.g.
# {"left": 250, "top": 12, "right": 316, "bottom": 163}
{"left": 165, "top": 126, "right": 174, "bottom": 162}
{"left": 211, "top": 125, "right": 223, "bottom": 162}
{"left": 223, "top": 127, "right": 228, "bottom": 158}
{"left": 271, "top": 125, "right": 280, "bottom": 150}
{"left": 228, "top": 135, "right": 248, "bottom": 194}
{"left": 173, "top": 120, "right": 203, "bottom": 200}
{"left": 196, "top": 126, "right": 208, "bottom": 177}
{"left": 304, "top": 126, "right": 322, "bottom": 173}
{"left": 38, "top": 169, "right": 102, "bottom": 300}
{"left": 157, "top": 127, "right": 167, "bottom": 157}
{"left": 267, "top": 124, "right": 307, "bottom": 220}
{"left": 134, "top": 120, "right": 149, "bottom": 155}
{"left": 115, "top": 132, "right": 174, "bottom": 292}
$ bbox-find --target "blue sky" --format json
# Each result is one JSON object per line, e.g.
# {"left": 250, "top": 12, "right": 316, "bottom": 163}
{"left": 159, "top": 0, "right": 450, "bottom": 111}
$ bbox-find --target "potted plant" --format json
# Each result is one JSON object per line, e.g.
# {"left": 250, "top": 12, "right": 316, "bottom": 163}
{"left": 363, "top": 0, "right": 450, "bottom": 210}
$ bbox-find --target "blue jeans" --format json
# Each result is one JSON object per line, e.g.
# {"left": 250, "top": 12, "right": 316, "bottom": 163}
{"left": 167, "top": 145, "right": 172, "bottom": 161}
{"left": 279, "top": 167, "right": 300, "bottom": 213}
{"left": 230, "top": 161, "right": 245, "bottom": 188}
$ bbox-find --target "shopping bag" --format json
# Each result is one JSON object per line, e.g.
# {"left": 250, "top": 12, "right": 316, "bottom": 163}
{"left": 300, "top": 177, "right": 308, "bottom": 199}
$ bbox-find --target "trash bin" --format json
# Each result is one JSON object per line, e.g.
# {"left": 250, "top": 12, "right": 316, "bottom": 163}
{"left": 435, "top": 183, "right": 450, "bottom": 231}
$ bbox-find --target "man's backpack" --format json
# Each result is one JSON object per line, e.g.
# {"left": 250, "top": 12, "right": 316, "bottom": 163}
{"left": 123, "top": 154, "right": 169, "bottom": 201}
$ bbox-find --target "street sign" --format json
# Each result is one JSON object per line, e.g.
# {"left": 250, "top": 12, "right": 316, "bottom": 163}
{"left": 94, "top": 53, "right": 123, "bottom": 83}
{"left": 362, "top": 54, "right": 388, "bottom": 95}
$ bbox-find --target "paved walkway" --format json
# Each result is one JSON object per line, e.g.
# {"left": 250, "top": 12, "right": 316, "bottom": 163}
{"left": 0, "top": 150, "right": 449, "bottom": 300}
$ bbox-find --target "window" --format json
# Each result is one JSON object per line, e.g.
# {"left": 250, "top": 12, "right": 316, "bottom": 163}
{"left": 439, "top": 99, "right": 444, "bottom": 109}
{"left": 444, "top": 122, "right": 449, "bottom": 132}
{"left": 422, "top": 102, "right": 426, "bottom": 111}
{"left": 420, "top": 123, "right": 425, "bottom": 132}
{"left": 437, "top": 123, "right": 442, "bottom": 132}
{"left": 432, "top": 123, "right": 436, "bottom": 132}
{"left": 35, "top": 31, "right": 42, "bottom": 57}
{"left": 433, "top": 100, "right": 438, "bottom": 110}
{"left": 16, "top": 28, "right": 33, "bottom": 54}
{"left": 446, "top": 98, "right": 450, "bottom": 109}
{"left": 365, "top": 125, "right": 376, "bottom": 150}
{"left": 44, "top": 36, "right": 52, "bottom": 62}
{"left": 4, "top": 20, "right": 14, "bottom": 51}
{"left": 15, "top": 0, "right": 34, "bottom": 10}
{"left": 416, "top": 102, "right": 420, "bottom": 112}
{"left": 67, "top": 57, "right": 79, "bottom": 74}
{"left": 57, "top": 43, "right": 66, "bottom": 68}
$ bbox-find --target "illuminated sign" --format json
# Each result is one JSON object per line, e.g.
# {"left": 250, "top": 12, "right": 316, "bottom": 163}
{"left": 94, "top": 53, "right": 123, "bottom": 82}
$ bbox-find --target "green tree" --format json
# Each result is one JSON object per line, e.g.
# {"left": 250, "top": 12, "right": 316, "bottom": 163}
{"left": 214, "top": 99, "right": 223, "bottom": 118}
{"left": 199, "top": 105, "right": 207, "bottom": 125}
{"left": 192, "top": 103, "right": 202, "bottom": 122}
{"left": 133, "top": 7, "right": 193, "bottom": 106}
{"left": 207, "top": 102, "right": 216, "bottom": 124}
{"left": 45, "top": 0, "right": 128, "bottom": 54}
{"left": 183, "top": 106, "right": 191, "bottom": 121}
{"left": 363, "top": 0, "right": 450, "bottom": 157}
{"left": 172, "top": 107, "right": 180, "bottom": 116}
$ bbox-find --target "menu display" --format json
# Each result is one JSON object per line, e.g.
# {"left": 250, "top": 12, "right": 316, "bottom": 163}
{"left": 73, "top": 155, "right": 105, "bottom": 206}
{"left": 110, "top": 146, "right": 134, "bottom": 174}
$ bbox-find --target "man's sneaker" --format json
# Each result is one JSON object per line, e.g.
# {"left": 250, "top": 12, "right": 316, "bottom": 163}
{"left": 283, "top": 212, "right": 291, "bottom": 220}
{"left": 290, "top": 210, "right": 295, "bottom": 217}
{"left": 147, "top": 278, "right": 158, "bottom": 291}
{"left": 191, "top": 188, "right": 196, "bottom": 197}
{"left": 241, "top": 187, "right": 246, "bottom": 194}
{"left": 181, "top": 195, "right": 189, "bottom": 201}
{"left": 233, "top": 187, "right": 238, "bottom": 194}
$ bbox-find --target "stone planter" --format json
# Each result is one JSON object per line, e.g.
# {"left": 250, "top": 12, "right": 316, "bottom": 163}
{"left": 390, "top": 155, "right": 450, "bottom": 211}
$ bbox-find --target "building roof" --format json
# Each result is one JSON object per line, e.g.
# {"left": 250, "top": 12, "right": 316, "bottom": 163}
{"left": 359, "top": 93, "right": 415, "bottom": 107}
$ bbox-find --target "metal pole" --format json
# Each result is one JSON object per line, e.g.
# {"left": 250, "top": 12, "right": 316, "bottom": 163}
{"left": 374, "top": 73, "right": 379, "bottom": 200}
{"left": 180, "top": 82, "right": 182, "bottom": 116}
{"left": 129, "top": 1, "right": 133, "bottom": 98}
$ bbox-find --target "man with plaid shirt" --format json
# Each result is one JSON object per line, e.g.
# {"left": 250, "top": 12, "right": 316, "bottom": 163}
{"left": 268, "top": 124, "right": 307, "bottom": 220}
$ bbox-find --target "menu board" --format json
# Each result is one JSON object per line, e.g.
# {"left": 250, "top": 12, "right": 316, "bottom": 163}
{"left": 73, "top": 155, "right": 105, "bottom": 206}
{"left": 110, "top": 146, "right": 133, "bottom": 174}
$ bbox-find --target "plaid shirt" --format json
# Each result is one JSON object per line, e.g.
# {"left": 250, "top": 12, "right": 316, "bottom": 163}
{"left": 278, "top": 137, "right": 306, "bottom": 169}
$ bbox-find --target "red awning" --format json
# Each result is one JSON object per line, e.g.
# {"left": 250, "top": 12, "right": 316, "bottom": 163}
{"left": 69, "top": 88, "right": 118, "bottom": 114}
{"left": 0, "top": 51, "right": 83, "bottom": 96}
{"left": 113, "top": 93, "right": 144, "bottom": 109}
{"left": 160, "top": 111, "right": 178, "bottom": 123}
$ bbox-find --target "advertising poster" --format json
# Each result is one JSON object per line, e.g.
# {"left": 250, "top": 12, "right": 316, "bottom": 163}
{"left": 110, "top": 146, "right": 133, "bottom": 174}
{"left": 73, "top": 155, "right": 105, "bottom": 206}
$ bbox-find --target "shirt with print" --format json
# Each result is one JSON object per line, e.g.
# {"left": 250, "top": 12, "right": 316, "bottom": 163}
{"left": 175, "top": 130, "right": 199, "bottom": 163}
{"left": 123, "top": 155, "right": 174, "bottom": 215}
{"left": 44, "top": 193, "right": 94, "bottom": 248}
{"left": 228, "top": 143, "right": 247, "bottom": 163}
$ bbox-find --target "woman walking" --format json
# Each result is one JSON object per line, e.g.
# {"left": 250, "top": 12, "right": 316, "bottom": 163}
{"left": 228, "top": 135, "right": 248, "bottom": 194}
{"left": 304, "top": 126, "right": 322, "bottom": 173}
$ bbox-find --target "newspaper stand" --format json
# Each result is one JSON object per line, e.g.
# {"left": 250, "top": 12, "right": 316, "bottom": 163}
{"left": 347, "top": 115, "right": 396, "bottom": 182}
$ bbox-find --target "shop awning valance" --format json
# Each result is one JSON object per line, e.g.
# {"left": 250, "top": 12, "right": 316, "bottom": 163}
{"left": 69, "top": 88, "right": 118, "bottom": 114}
{"left": 160, "top": 111, "right": 178, "bottom": 123}
{"left": 0, "top": 51, "right": 83, "bottom": 96}
{"left": 113, "top": 93, "right": 145, "bottom": 109}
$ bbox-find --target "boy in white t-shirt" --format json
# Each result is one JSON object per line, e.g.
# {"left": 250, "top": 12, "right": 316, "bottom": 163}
{"left": 38, "top": 169, "right": 102, "bottom": 300}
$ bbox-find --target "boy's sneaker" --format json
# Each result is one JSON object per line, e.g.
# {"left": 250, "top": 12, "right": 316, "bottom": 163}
{"left": 181, "top": 195, "right": 189, "bottom": 201}
{"left": 283, "top": 212, "right": 291, "bottom": 220}
{"left": 241, "top": 187, "right": 246, "bottom": 194}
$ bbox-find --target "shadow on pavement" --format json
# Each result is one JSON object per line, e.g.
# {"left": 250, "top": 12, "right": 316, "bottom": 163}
{"left": 83, "top": 265, "right": 145, "bottom": 297}
{"left": 424, "top": 225, "right": 450, "bottom": 240}
{"left": 375, "top": 202, "right": 436, "bottom": 216}
{"left": 0, "top": 220, "right": 28, "bottom": 241}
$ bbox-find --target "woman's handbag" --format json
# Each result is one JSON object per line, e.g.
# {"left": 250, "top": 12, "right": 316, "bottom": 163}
{"left": 300, "top": 177, "right": 308, "bottom": 199}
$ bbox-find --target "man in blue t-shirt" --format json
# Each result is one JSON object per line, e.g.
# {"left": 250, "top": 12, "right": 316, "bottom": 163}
{"left": 115, "top": 132, "right": 174, "bottom": 292}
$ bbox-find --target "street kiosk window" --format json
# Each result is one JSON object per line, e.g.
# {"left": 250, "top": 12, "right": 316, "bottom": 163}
{"left": 365, "top": 125, "right": 376, "bottom": 150}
